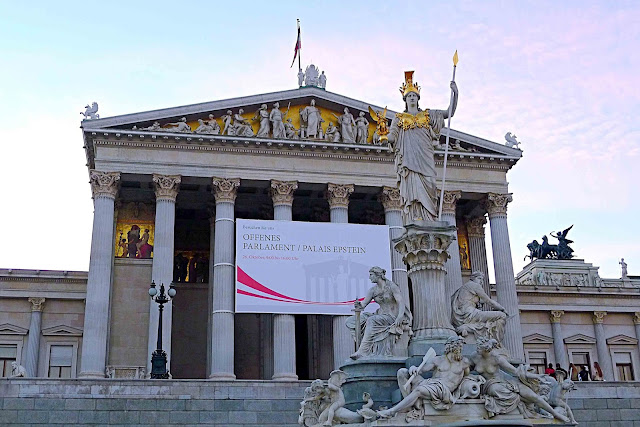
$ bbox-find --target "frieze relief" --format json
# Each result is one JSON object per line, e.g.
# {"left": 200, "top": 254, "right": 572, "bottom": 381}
{"left": 124, "top": 100, "right": 482, "bottom": 152}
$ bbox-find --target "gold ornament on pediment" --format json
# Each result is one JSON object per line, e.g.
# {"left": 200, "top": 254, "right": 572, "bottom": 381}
{"left": 395, "top": 110, "right": 431, "bottom": 131}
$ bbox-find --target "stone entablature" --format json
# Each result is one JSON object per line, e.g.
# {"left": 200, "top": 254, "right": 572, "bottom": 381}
{"left": 0, "top": 269, "right": 87, "bottom": 299}
{"left": 514, "top": 258, "right": 639, "bottom": 290}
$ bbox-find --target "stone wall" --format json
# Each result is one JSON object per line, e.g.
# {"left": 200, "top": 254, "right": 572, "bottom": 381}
{"left": 2, "top": 379, "right": 640, "bottom": 426}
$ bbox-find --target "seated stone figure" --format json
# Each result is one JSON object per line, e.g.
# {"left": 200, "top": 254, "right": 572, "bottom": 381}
{"left": 378, "top": 336, "right": 482, "bottom": 418}
{"left": 347, "top": 266, "right": 412, "bottom": 360}
{"left": 451, "top": 271, "right": 507, "bottom": 343}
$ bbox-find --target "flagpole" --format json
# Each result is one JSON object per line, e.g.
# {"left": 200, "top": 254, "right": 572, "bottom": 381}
{"left": 297, "top": 19, "right": 301, "bottom": 72}
{"left": 437, "top": 50, "right": 459, "bottom": 221}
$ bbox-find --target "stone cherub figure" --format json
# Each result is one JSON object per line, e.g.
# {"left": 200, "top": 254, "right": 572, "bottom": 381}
{"left": 347, "top": 266, "right": 412, "bottom": 360}
{"left": 451, "top": 271, "right": 507, "bottom": 343}
{"left": 10, "top": 361, "right": 27, "bottom": 377}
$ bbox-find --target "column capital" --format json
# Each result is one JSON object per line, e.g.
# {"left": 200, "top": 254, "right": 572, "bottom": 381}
{"left": 486, "top": 193, "right": 513, "bottom": 217}
{"left": 440, "top": 190, "right": 462, "bottom": 215}
{"left": 90, "top": 171, "right": 120, "bottom": 199}
{"left": 326, "top": 183, "right": 354, "bottom": 209}
{"left": 379, "top": 186, "right": 402, "bottom": 212}
{"left": 593, "top": 311, "right": 607, "bottom": 324}
{"left": 550, "top": 310, "right": 564, "bottom": 323}
{"left": 212, "top": 177, "right": 240, "bottom": 203}
{"left": 152, "top": 174, "right": 181, "bottom": 202}
{"left": 393, "top": 223, "right": 457, "bottom": 273}
{"left": 466, "top": 215, "right": 487, "bottom": 238}
{"left": 28, "top": 297, "right": 45, "bottom": 312}
{"left": 634, "top": 312, "right": 640, "bottom": 325}
{"left": 270, "top": 180, "right": 298, "bottom": 207}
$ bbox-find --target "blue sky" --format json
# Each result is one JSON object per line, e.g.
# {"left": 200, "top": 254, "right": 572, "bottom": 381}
{"left": 0, "top": 1, "right": 637, "bottom": 279}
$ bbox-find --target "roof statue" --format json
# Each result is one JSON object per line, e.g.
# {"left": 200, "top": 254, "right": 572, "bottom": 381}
{"left": 504, "top": 132, "right": 522, "bottom": 149}
{"left": 80, "top": 102, "right": 99, "bottom": 120}
{"left": 525, "top": 225, "right": 575, "bottom": 261}
{"left": 299, "top": 64, "right": 326, "bottom": 89}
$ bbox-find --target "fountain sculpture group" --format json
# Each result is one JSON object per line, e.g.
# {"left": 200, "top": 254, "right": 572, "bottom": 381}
{"left": 298, "top": 71, "right": 577, "bottom": 426}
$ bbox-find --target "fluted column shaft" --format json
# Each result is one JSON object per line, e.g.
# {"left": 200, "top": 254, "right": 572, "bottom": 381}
{"left": 394, "top": 223, "right": 457, "bottom": 356}
{"left": 550, "top": 311, "right": 568, "bottom": 369}
{"left": 146, "top": 175, "right": 180, "bottom": 375}
{"left": 593, "top": 311, "right": 614, "bottom": 380}
{"left": 80, "top": 171, "right": 120, "bottom": 378}
{"left": 634, "top": 313, "right": 640, "bottom": 370}
{"left": 487, "top": 193, "right": 524, "bottom": 361}
{"left": 210, "top": 178, "right": 240, "bottom": 379}
{"left": 24, "top": 298, "right": 45, "bottom": 377}
{"left": 441, "top": 191, "right": 462, "bottom": 308}
{"left": 380, "top": 187, "right": 409, "bottom": 305}
{"left": 467, "top": 216, "right": 491, "bottom": 298}
{"left": 271, "top": 180, "right": 298, "bottom": 380}
{"left": 327, "top": 183, "right": 355, "bottom": 368}
{"left": 207, "top": 213, "right": 215, "bottom": 377}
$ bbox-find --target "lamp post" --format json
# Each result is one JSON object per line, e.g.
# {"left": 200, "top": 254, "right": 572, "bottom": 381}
{"left": 148, "top": 281, "right": 176, "bottom": 379}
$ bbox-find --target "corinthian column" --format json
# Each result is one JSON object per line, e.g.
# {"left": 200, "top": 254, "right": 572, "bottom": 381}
{"left": 327, "top": 183, "right": 355, "bottom": 368}
{"left": 271, "top": 180, "right": 299, "bottom": 380}
{"left": 487, "top": 193, "right": 523, "bottom": 361}
{"left": 379, "top": 187, "right": 408, "bottom": 303}
{"left": 147, "top": 174, "right": 180, "bottom": 374}
{"left": 380, "top": 187, "right": 409, "bottom": 356}
{"left": 80, "top": 171, "right": 120, "bottom": 378}
{"left": 467, "top": 215, "right": 491, "bottom": 299}
{"left": 593, "top": 311, "right": 614, "bottom": 380}
{"left": 549, "top": 310, "right": 568, "bottom": 370}
{"left": 210, "top": 177, "right": 240, "bottom": 379}
{"left": 441, "top": 191, "right": 462, "bottom": 302}
{"left": 24, "top": 297, "right": 45, "bottom": 377}
{"left": 394, "top": 222, "right": 458, "bottom": 356}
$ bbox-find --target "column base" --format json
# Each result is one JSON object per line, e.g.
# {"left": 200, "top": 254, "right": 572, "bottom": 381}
{"left": 208, "top": 373, "right": 236, "bottom": 380}
{"left": 271, "top": 373, "right": 298, "bottom": 381}
{"left": 79, "top": 371, "right": 106, "bottom": 379}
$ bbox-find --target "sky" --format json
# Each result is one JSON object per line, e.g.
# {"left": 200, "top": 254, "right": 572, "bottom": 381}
{"left": 0, "top": 1, "right": 637, "bottom": 280}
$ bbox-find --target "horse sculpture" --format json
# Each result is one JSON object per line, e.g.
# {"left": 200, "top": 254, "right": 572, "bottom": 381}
{"left": 80, "top": 102, "right": 100, "bottom": 120}
{"left": 525, "top": 238, "right": 558, "bottom": 261}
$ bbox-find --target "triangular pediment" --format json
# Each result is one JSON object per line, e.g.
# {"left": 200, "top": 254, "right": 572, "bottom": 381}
{"left": 564, "top": 334, "right": 596, "bottom": 344}
{"left": 523, "top": 333, "right": 554, "bottom": 344}
{"left": 606, "top": 334, "right": 638, "bottom": 345}
{"left": 0, "top": 323, "right": 28, "bottom": 335}
{"left": 42, "top": 325, "right": 83, "bottom": 337}
{"left": 81, "top": 87, "right": 520, "bottom": 158}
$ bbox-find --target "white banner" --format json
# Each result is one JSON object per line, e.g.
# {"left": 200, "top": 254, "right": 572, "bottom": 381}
{"left": 235, "top": 219, "right": 391, "bottom": 314}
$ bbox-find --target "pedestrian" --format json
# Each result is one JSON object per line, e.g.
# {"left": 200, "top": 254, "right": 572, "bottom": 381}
{"left": 545, "top": 363, "right": 556, "bottom": 376}
{"left": 569, "top": 363, "right": 579, "bottom": 381}
{"left": 579, "top": 365, "right": 590, "bottom": 381}
{"left": 593, "top": 362, "right": 604, "bottom": 381}
{"left": 555, "top": 363, "right": 568, "bottom": 379}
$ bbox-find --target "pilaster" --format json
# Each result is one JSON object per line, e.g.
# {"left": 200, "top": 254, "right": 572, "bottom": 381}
{"left": 80, "top": 171, "right": 120, "bottom": 378}
{"left": 210, "top": 177, "right": 240, "bottom": 379}
{"left": 634, "top": 312, "right": 640, "bottom": 367}
{"left": 486, "top": 193, "right": 523, "bottom": 361}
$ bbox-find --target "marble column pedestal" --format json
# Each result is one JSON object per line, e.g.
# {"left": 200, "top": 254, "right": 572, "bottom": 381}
{"left": 393, "top": 221, "right": 458, "bottom": 358}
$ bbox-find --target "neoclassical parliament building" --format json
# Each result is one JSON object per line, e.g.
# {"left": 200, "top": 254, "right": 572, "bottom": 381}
{"left": 1, "top": 75, "right": 639, "bottom": 388}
